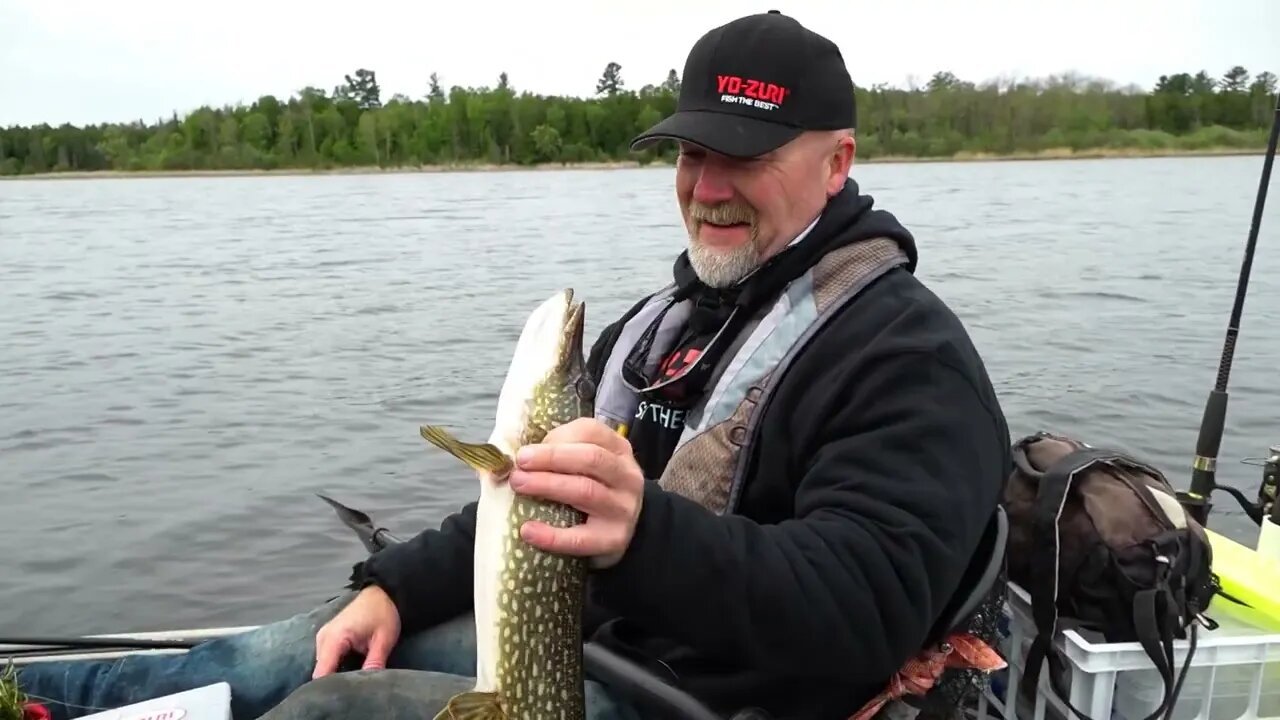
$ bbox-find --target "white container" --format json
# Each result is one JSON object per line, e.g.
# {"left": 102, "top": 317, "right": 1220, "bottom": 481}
{"left": 979, "top": 582, "right": 1280, "bottom": 720}
{"left": 79, "top": 682, "right": 230, "bottom": 720}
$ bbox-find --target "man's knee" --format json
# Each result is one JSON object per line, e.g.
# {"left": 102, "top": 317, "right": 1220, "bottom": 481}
{"left": 586, "top": 680, "right": 644, "bottom": 720}
{"left": 260, "top": 670, "right": 475, "bottom": 720}
{"left": 386, "top": 612, "right": 478, "bottom": 675}
{"left": 222, "top": 592, "right": 357, "bottom": 662}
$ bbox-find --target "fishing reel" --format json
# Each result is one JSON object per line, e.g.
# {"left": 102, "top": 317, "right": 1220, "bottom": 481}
{"left": 1177, "top": 443, "right": 1278, "bottom": 527}
{"left": 1240, "top": 443, "right": 1279, "bottom": 525}
{"left": 1207, "top": 443, "right": 1280, "bottom": 527}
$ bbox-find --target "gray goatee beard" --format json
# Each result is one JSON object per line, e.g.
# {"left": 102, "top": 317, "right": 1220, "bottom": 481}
{"left": 688, "top": 240, "right": 761, "bottom": 288}
{"left": 685, "top": 200, "right": 762, "bottom": 289}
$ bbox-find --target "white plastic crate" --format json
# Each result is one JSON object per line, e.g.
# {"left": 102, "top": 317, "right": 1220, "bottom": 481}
{"left": 977, "top": 582, "right": 1280, "bottom": 720}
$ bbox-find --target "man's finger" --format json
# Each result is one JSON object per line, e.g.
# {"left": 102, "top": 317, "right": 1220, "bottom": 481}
{"left": 312, "top": 632, "right": 348, "bottom": 679}
{"left": 362, "top": 627, "right": 394, "bottom": 671}
{"left": 516, "top": 442, "right": 628, "bottom": 487}
{"left": 510, "top": 469, "right": 620, "bottom": 515}
{"left": 520, "top": 520, "right": 615, "bottom": 558}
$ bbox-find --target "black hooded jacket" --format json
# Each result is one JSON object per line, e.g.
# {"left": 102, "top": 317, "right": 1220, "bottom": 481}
{"left": 356, "top": 179, "right": 1011, "bottom": 719}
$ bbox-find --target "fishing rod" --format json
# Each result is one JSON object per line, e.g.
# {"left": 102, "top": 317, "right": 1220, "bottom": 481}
{"left": 0, "top": 637, "right": 197, "bottom": 652}
{"left": 1177, "top": 90, "right": 1280, "bottom": 529}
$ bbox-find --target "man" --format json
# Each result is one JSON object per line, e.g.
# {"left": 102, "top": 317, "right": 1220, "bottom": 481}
{"left": 13, "top": 10, "right": 1010, "bottom": 720}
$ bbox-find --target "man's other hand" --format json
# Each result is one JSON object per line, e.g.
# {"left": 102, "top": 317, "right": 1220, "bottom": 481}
{"left": 312, "top": 584, "right": 402, "bottom": 678}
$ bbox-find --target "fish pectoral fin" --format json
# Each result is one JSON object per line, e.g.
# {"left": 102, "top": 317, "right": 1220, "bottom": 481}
{"left": 420, "top": 425, "right": 514, "bottom": 476}
{"left": 432, "top": 690, "right": 507, "bottom": 720}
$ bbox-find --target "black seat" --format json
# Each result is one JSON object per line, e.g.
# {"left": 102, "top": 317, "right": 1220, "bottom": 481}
{"left": 582, "top": 506, "right": 1010, "bottom": 720}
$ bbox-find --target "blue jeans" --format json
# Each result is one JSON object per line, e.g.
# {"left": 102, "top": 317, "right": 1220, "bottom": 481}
{"left": 14, "top": 592, "right": 641, "bottom": 720}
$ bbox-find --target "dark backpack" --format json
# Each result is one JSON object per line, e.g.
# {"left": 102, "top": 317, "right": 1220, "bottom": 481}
{"left": 1003, "top": 431, "right": 1222, "bottom": 720}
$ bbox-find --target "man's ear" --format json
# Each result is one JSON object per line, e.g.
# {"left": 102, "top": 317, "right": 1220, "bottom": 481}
{"left": 826, "top": 130, "right": 855, "bottom": 195}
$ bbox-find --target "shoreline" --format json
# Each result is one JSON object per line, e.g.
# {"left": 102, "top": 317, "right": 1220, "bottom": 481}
{"left": 2, "top": 145, "right": 1267, "bottom": 181}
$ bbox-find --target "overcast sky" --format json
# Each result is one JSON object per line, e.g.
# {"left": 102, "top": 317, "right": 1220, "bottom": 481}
{"left": 2, "top": 0, "right": 1277, "bottom": 128}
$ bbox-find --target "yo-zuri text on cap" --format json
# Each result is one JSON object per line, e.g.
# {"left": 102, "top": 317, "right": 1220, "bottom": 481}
{"left": 630, "top": 10, "right": 856, "bottom": 160}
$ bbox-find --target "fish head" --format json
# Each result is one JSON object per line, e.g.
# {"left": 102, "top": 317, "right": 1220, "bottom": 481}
{"left": 557, "top": 288, "right": 594, "bottom": 402}
{"left": 521, "top": 288, "right": 595, "bottom": 444}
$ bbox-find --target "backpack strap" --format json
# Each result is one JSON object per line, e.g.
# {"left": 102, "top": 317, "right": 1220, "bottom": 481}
{"left": 1016, "top": 445, "right": 1200, "bottom": 720}
{"left": 1018, "top": 446, "right": 1122, "bottom": 713}
{"left": 1130, "top": 504, "right": 1211, "bottom": 720}
{"left": 1132, "top": 581, "right": 1198, "bottom": 720}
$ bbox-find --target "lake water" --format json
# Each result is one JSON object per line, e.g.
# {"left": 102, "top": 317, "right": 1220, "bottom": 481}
{"left": 1, "top": 155, "right": 1277, "bottom": 637}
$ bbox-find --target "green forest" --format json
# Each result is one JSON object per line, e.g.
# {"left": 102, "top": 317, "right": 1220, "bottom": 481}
{"left": 1, "top": 63, "right": 1276, "bottom": 176}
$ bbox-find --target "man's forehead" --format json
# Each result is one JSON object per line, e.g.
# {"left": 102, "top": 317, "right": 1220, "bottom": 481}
{"left": 677, "top": 139, "right": 775, "bottom": 160}
{"left": 677, "top": 132, "right": 844, "bottom": 158}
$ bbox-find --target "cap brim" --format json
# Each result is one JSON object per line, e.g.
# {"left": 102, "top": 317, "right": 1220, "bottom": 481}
{"left": 630, "top": 110, "right": 803, "bottom": 159}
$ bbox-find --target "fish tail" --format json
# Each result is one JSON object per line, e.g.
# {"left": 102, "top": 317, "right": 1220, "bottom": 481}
{"left": 420, "top": 425, "right": 514, "bottom": 476}
{"left": 943, "top": 632, "right": 1007, "bottom": 671}
{"left": 432, "top": 690, "right": 507, "bottom": 720}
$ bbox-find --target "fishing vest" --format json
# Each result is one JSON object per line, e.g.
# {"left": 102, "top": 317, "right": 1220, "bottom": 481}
{"left": 593, "top": 236, "right": 910, "bottom": 514}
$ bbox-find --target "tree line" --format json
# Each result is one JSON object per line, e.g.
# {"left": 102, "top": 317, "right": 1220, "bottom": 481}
{"left": 1, "top": 63, "right": 1276, "bottom": 176}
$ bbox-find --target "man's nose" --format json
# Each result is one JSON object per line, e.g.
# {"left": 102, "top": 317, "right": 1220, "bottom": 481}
{"left": 691, "top": 160, "right": 736, "bottom": 205}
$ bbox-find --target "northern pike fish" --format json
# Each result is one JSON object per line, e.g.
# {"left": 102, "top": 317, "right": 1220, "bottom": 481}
{"left": 420, "top": 287, "right": 595, "bottom": 720}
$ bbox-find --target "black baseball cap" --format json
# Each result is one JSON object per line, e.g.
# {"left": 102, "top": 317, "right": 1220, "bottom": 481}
{"left": 630, "top": 10, "right": 856, "bottom": 159}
